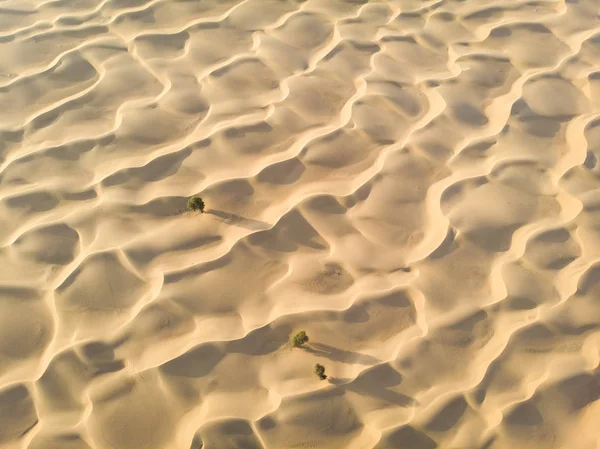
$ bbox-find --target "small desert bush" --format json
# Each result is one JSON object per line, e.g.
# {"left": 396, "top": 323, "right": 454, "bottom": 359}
{"left": 187, "top": 196, "right": 205, "bottom": 213}
{"left": 314, "top": 363, "right": 327, "bottom": 380}
{"left": 291, "top": 330, "right": 309, "bottom": 347}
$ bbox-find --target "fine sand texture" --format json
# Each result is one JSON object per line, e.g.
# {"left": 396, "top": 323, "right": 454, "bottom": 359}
{"left": 1, "top": 0, "right": 600, "bottom": 448}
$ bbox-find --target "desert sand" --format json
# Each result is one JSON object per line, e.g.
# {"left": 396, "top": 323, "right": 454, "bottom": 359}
{"left": 0, "top": 0, "right": 599, "bottom": 448}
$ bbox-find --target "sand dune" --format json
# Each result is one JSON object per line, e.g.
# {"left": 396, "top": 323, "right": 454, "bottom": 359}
{"left": 1, "top": 0, "right": 600, "bottom": 448}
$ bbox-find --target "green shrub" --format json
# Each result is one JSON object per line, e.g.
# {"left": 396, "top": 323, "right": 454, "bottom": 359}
{"left": 187, "top": 196, "right": 205, "bottom": 213}
{"left": 314, "top": 363, "right": 327, "bottom": 380}
{"left": 291, "top": 330, "right": 309, "bottom": 347}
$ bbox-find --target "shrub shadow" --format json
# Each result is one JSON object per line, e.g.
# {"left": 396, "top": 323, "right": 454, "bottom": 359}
{"left": 206, "top": 209, "right": 270, "bottom": 231}
{"left": 303, "top": 342, "right": 380, "bottom": 365}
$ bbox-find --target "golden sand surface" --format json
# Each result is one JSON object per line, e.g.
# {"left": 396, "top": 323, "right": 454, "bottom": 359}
{"left": 0, "top": 0, "right": 599, "bottom": 448}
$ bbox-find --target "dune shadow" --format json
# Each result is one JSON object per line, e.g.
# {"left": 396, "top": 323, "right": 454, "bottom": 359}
{"left": 102, "top": 148, "right": 192, "bottom": 187}
{"left": 328, "top": 366, "right": 417, "bottom": 408}
{"left": 347, "top": 364, "right": 417, "bottom": 408}
{"left": 328, "top": 377, "right": 353, "bottom": 385}
{"left": 453, "top": 103, "right": 489, "bottom": 127}
{"left": 206, "top": 209, "right": 270, "bottom": 231}
{"left": 428, "top": 227, "right": 457, "bottom": 259}
{"left": 504, "top": 401, "right": 544, "bottom": 426}
{"left": 6, "top": 191, "right": 60, "bottom": 212}
{"left": 159, "top": 344, "right": 223, "bottom": 378}
{"left": 378, "top": 425, "right": 436, "bottom": 449}
{"left": 424, "top": 396, "right": 468, "bottom": 432}
{"left": 555, "top": 372, "right": 600, "bottom": 410}
{"left": 303, "top": 342, "right": 380, "bottom": 365}
{"left": 80, "top": 341, "right": 125, "bottom": 377}
{"left": 348, "top": 381, "right": 416, "bottom": 408}
{"left": 196, "top": 418, "right": 263, "bottom": 449}
{"left": 129, "top": 196, "right": 188, "bottom": 217}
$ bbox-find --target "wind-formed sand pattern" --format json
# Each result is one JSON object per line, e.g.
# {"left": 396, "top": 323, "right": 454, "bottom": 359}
{"left": 1, "top": 0, "right": 600, "bottom": 448}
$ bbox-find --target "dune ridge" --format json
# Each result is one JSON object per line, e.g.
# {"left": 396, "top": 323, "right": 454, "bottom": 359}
{"left": 0, "top": 0, "right": 600, "bottom": 448}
